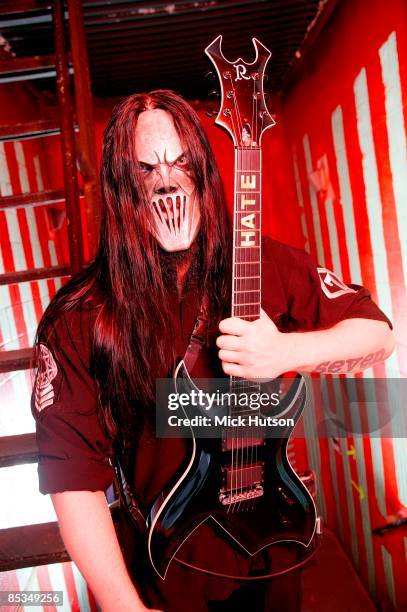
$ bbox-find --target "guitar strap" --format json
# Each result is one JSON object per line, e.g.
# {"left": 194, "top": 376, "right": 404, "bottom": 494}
{"left": 182, "top": 291, "right": 211, "bottom": 372}
{"left": 112, "top": 293, "right": 211, "bottom": 526}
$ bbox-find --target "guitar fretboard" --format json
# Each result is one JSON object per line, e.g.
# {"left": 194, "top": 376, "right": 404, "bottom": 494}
{"left": 232, "top": 147, "right": 261, "bottom": 322}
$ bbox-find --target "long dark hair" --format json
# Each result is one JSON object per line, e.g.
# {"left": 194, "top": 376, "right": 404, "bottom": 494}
{"left": 35, "top": 90, "right": 231, "bottom": 443}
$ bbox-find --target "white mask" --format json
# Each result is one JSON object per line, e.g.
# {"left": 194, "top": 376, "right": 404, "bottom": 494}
{"left": 134, "top": 109, "right": 201, "bottom": 252}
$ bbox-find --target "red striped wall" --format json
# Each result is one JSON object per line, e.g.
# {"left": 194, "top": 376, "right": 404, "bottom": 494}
{"left": 277, "top": 0, "right": 407, "bottom": 608}
{"left": 0, "top": 84, "right": 70, "bottom": 437}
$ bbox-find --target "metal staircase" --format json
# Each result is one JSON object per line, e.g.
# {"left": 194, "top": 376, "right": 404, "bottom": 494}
{"left": 0, "top": 0, "right": 100, "bottom": 570}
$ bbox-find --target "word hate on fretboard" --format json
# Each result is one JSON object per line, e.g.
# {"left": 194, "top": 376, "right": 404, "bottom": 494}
{"left": 233, "top": 147, "right": 262, "bottom": 319}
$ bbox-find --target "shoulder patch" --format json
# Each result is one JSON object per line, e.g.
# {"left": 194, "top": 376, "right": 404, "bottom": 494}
{"left": 317, "top": 267, "right": 357, "bottom": 299}
{"left": 34, "top": 344, "right": 58, "bottom": 412}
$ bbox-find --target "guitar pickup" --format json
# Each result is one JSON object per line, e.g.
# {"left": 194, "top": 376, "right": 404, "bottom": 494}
{"left": 220, "top": 462, "right": 264, "bottom": 493}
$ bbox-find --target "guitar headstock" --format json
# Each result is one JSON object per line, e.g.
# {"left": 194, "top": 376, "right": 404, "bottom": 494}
{"left": 205, "top": 35, "right": 275, "bottom": 147}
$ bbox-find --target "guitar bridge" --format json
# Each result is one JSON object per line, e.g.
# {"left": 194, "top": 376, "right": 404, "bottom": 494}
{"left": 219, "top": 463, "right": 264, "bottom": 505}
{"left": 219, "top": 484, "right": 264, "bottom": 506}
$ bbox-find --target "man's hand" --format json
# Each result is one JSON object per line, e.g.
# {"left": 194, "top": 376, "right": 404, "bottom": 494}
{"left": 217, "top": 308, "right": 293, "bottom": 380}
{"left": 217, "top": 312, "right": 395, "bottom": 377}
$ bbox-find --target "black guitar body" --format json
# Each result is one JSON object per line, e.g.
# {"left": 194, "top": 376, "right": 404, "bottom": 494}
{"left": 147, "top": 361, "right": 317, "bottom": 579}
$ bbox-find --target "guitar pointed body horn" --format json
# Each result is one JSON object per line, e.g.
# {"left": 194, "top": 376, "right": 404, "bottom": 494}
{"left": 252, "top": 37, "right": 272, "bottom": 62}
{"left": 204, "top": 34, "right": 223, "bottom": 59}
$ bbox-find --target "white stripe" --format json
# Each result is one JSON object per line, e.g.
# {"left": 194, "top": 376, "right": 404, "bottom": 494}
{"left": 318, "top": 154, "right": 343, "bottom": 276}
{"left": 14, "top": 143, "right": 50, "bottom": 314}
{"left": 4, "top": 209, "right": 27, "bottom": 271}
{"left": 33, "top": 155, "right": 44, "bottom": 191}
{"left": 16, "top": 567, "right": 41, "bottom": 612}
{"left": 381, "top": 545, "right": 396, "bottom": 608}
{"left": 0, "top": 248, "right": 19, "bottom": 349}
{"left": 303, "top": 134, "right": 325, "bottom": 264}
{"left": 346, "top": 377, "right": 376, "bottom": 593}
{"left": 3, "top": 213, "right": 39, "bottom": 341}
{"left": 379, "top": 31, "right": 407, "bottom": 289}
{"left": 331, "top": 378, "right": 359, "bottom": 567}
{"left": 354, "top": 69, "right": 394, "bottom": 324}
{"left": 71, "top": 563, "right": 91, "bottom": 612}
{"left": 0, "top": 143, "right": 20, "bottom": 347}
{"left": 362, "top": 368, "right": 387, "bottom": 517}
{"left": 354, "top": 69, "right": 399, "bottom": 377}
{"left": 48, "top": 240, "right": 62, "bottom": 290}
{"left": 316, "top": 153, "right": 342, "bottom": 275}
{"left": 292, "top": 147, "right": 310, "bottom": 252}
{"left": 381, "top": 367, "right": 407, "bottom": 503}
{"left": 16, "top": 566, "right": 36, "bottom": 591}
{"left": 1, "top": 145, "right": 39, "bottom": 343}
{"left": 331, "top": 106, "right": 362, "bottom": 284}
{"left": 303, "top": 378, "right": 326, "bottom": 518}
{"left": 320, "top": 378, "right": 344, "bottom": 542}
{"left": 325, "top": 197, "right": 342, "bottom": 277}
{"left": 379, "top": 33, "right": 407, "bottom": 505}
{"left": 0, "top": 142, "right": 12, "bottom": 196}
{"left": 24, "top": 207, "right": 50, "bottom": 314}
{"left": 354, "top": 67, "right": 406, "bottom": 506}
{"left": 14, "top": 142, "right": 29, "bottom": 193}
{"left": 47, "top": 563, "right": 72, "bottom": 612}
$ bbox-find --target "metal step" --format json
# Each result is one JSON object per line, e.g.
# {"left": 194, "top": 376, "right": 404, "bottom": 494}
{"left": 0, "top": 505, "right": 120, "bottom": 571}
{"left": 0, "top": 119, "right": 79, "bottom": 142}
{"left": 0, "top": 189, "right": 66, "bottom": 210}
{"left": 0, "top": 2, "right": 51, "bottom": 16}
{"left": 0, "top": 264, "right": 70, "bottom": 286}
{"left": 0, "top": 119, "right": 61, "bottom": 142}
{"left": 0, "top": 54, "right": 59, "bottom": 83}
{"left": 0, "top": 348, "right": 33, "bottom": 373}
{"left": 0, "top": 521, "right": 69, "bottom": 571}
{"left": 0, "top": 433, "right": 38, "bottom": 468}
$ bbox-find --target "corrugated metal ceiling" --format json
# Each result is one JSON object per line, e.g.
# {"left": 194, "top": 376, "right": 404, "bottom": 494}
{"left": 0, "top": 0, "right": 324, "bottom": 98}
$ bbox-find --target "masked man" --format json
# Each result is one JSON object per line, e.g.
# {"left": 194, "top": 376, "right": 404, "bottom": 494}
{"left": 32, "top": 90, "right": 394, "bottom": 612}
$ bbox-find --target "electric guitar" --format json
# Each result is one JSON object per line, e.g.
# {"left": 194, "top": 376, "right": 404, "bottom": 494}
{"left": 147, "top": 35, "right": 318, "bottom": 580}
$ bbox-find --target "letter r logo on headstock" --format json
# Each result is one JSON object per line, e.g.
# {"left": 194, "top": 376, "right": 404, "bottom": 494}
{"left": 234, "top": 64, "right": 251, "bottom": 81}
{"left": 205, "top": 35, "right": 276, "bottom": 146}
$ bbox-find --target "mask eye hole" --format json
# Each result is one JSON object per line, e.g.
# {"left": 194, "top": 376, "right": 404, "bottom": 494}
{"left": 175, "top": 154, "right": 190, "bottom": 169}
{"left": 139, "top": 162, "right": 154, "bottom": 175}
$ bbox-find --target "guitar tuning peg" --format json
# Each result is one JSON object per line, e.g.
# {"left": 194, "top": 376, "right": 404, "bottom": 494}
{"left": 208, "top": 90, "right": 220, "bottom": 98}
{"left": 205, "top": 109, "right": 220, "bottom": 118}
{"left": 205, "top": 70, "right": 216, "bottom": 79}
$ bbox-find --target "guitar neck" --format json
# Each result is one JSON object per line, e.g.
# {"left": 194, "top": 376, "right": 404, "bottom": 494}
{"left": 232, "top": 146, "right": 262, "bottom": 322}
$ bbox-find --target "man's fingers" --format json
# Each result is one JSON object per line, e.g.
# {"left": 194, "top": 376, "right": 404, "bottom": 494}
{"left": 221, "top": 361, "right": 246, "bottom": 377}
{"left": 216, "top": 335, "right": 243, "bottom": 351}
{"left": 218, "top": 349, "right": 243, "bottom": 364}
{"left": 219, "top": 316, "right": 251, "bottom": 336}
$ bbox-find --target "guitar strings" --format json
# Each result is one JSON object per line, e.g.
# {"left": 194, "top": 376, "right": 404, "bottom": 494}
{"left": 228, "top": 81, "right": 264, "bottom": 512}
{"left": 254, "top": 81, "right": 260, "bottom": 511}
